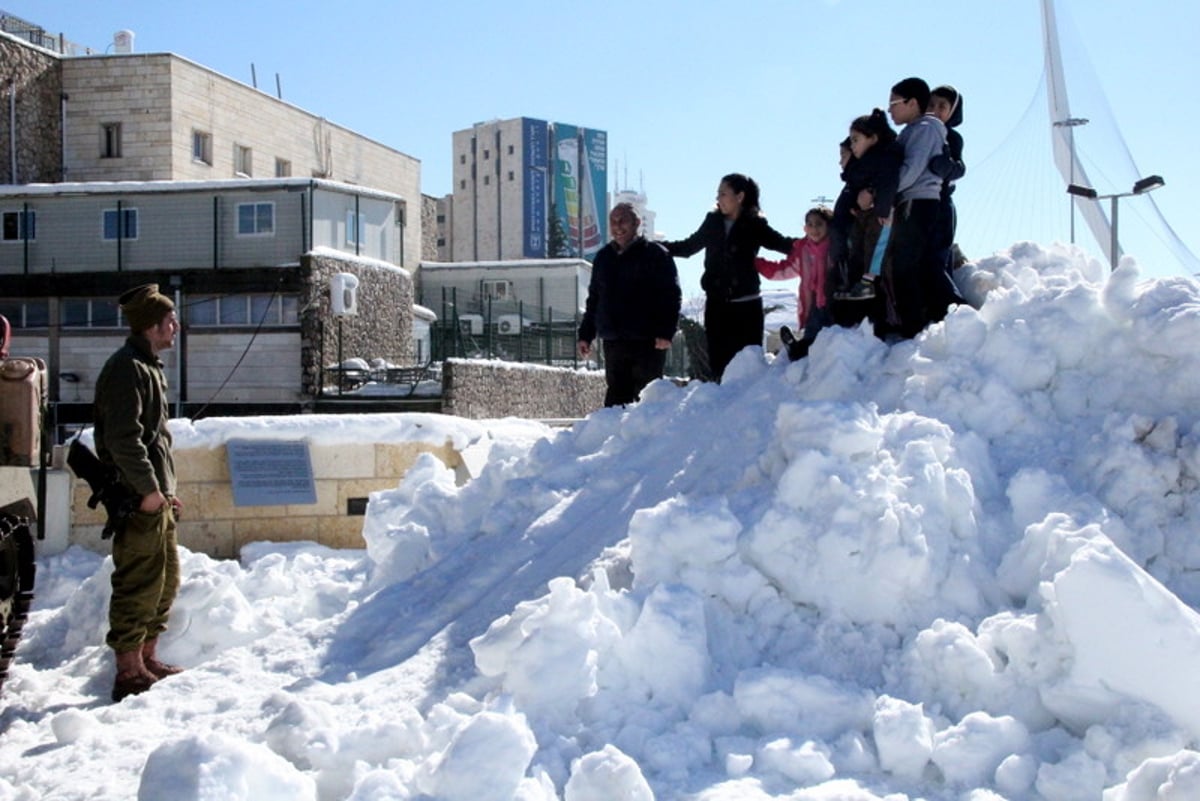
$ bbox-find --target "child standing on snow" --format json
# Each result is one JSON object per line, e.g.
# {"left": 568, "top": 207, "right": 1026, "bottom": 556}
{"left": 833, "top": 109, "right": 902, "bottom": 303}
{"left": 883, "top": 77, "right": 963, "bottom": 338}
{"left": 927, "top": 84, "right": 967, "bottom": 285}
{"left": 755, "top": 206, "right": 834, "bottom": 360}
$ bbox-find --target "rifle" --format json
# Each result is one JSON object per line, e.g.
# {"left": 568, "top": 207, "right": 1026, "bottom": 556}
{"left": 66, "top": 437, "right": 139, "bottom": 539}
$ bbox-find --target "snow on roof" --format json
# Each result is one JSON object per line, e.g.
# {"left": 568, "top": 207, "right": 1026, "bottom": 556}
{"left": 0, "top": 177, "right": 406, "bottom": 203}
{"left": 420, "top": 258, "right": 592, "bottom": 270}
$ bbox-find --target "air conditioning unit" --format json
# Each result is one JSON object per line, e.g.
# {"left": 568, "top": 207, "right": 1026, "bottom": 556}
{"left": 496, "top": 314, "right": 535, "bottom": 333}
{"left": 330, "top": 272, "right": 359, "bottom": 316}
{"left": 497, "top": 314, "right": 531, "bottom": 335}
{"left": 459, "top": 314, "right": 484, "bottom": 335}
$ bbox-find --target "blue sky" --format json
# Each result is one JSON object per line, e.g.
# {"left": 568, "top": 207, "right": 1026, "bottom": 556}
{"left": 11, "top": 0, "right": 1198, "bottom": 296}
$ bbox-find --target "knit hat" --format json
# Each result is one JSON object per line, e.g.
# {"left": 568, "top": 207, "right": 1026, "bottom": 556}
{"left": 119, "top": 283, "right": 175, "bottom": 332}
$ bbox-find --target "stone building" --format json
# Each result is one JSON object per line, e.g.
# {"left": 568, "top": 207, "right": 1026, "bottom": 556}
{"left": 1, "top": 24, "right": 430, "bottom": 428}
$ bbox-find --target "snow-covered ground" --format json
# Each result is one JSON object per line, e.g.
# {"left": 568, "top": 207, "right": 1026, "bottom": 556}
{"left": 2, "top": 242, "right": 1200, "bottom": 801}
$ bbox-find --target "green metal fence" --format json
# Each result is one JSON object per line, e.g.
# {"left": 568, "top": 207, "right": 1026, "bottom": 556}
{"left": 427, "top": 286, "right": 692, "bottom": 377}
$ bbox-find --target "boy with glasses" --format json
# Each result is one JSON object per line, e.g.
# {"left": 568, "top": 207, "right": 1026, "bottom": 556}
{"left": 884, "top": 77, "right": 963, "bottom": 338}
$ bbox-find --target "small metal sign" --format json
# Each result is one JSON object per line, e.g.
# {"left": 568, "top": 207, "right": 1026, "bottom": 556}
{"left": 226, "top": 439, "right": 316, "bottom": 507}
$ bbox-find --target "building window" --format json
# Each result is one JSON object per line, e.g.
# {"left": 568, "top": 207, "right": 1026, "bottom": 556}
{"left": 436, "top": 214, "right": 445, "bottom": 223}
{"left": 192, "top": 130, "right": 213, "bottom": 165}
{"left": 237, "top": 202, "right": 275, "bottom": 235}
{"left": 459, "top": 179, "right": 466, "bottom": 190}
{"left": 507, "top": 144, "right": 514, "bottom": 155}
{"left": 508, "top": 171, "right": 515, "bottom": 181}
{"left": 187, "top": 294, "right": 299, "bottom": 327}
{"left": 0, "top": 299, "right": 49, "bottom": 328}
{"left": 436, "top": 237, "right": 446, "bottom": 246}
{"left": 61, "top": 299, "right": 124, "bottom": 328}
{"left": 275, "top": 158, "right": 291, "bottom": 177}
{"left": 235, "top": 145, "right": 253, "bottom": 176}
{"left": 101, "top": 123, "right": 122, "bottom": 158}
{"left": 459, "top": 154, "right": 466, "bottom": 165}
{"left": 1, "top": 210, "right": 35, "bottom": 241}
{"left": 102, "top": 208, "right": 138, "bottom": 240}
{"left": 482, "top": 279, "right": 512, "bottom": 300}
{"left": 346, "top": 210, "right": 366, "bottom": 245}
{"left": 483, "top": 149, "right": 490, "bottom": 160}
{"left": 483, "top": 175, "right": 490, "bottom": 186}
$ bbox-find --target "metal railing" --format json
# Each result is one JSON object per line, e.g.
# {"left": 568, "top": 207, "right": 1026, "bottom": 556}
{"left": 427, "top": 287, "right": 691, "bottom": 377}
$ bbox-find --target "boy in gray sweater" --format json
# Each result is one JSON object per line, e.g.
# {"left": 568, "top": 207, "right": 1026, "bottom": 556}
{"left": 883, "top": 77, "right": 963, "bottom": 338}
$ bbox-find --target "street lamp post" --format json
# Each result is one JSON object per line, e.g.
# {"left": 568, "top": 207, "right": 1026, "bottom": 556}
{"left": 1066, "top": 175, "right": 1165, "bottom": 270}
{"left": 1054, "top": 117, "right": 1089, "bottom": 244}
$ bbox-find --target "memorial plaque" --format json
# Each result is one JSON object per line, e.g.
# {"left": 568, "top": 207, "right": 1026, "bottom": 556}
{"left": 226, "top": 439, "right": 316, "bottom": 506}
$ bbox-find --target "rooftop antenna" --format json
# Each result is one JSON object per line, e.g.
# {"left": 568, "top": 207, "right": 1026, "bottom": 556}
{"left": 250, "top": 63, "right": 258, "bottom": 89}
{"left": 275, "top": 73, "right": 282, "bottom": 99}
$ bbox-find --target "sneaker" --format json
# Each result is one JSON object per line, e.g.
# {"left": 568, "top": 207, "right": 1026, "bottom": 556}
{"left": 835, "top": 276, "right": 876, "bottom": 301}
{"left": 779, "top": 326, "right": 796, "bottom": 347}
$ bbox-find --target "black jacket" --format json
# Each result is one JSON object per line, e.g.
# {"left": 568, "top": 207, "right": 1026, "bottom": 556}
{"left": 578, "top": 236, "right": 681, "bottom": 343}
{"left": 834, "top": 141, "right": 903, "bottom": 228}
{"left": 664, "top": 211, "right": 793, "bottom": 301}
{"left": 930, "top": 91, "right": 966, "bottom": 188}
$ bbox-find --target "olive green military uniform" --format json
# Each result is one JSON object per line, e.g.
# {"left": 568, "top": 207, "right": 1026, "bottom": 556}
{"left": 94, "top": 335, "right": 179, "bottom": 654}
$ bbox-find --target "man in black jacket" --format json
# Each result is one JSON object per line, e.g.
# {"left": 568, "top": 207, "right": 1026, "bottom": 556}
{"left": 578, "top": 203, "right": 681, "bottom": 407}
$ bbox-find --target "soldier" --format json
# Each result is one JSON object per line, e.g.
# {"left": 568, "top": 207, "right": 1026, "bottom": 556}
{"left": 94, "top": 284, "right": 184, "bottom": 702}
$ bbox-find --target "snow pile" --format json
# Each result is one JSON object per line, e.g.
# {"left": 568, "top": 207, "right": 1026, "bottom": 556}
{"left": 2, "top": 242, "right": 1200, "bottom": 800}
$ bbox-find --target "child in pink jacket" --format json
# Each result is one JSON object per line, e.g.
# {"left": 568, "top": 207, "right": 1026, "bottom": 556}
{"left": 755, "top": 206, "right": 834, "bottom": 359}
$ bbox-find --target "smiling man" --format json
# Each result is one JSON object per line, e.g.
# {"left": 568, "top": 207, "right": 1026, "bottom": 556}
{"left": 578, "top": 203, "right": 682, "bottom": 407}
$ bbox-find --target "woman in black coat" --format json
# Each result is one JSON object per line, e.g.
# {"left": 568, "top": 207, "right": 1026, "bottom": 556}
{"left": 664, "top": 173, "right": 793, "bottom": 381}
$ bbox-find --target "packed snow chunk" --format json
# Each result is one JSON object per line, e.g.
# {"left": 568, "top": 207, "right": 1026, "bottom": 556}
{"left": 564, "top": 744, "right": 654, "bottom": 801}
{"left": 628, "top": 495, "right": 742, "bottom": 595}
{"left": 996, "top": 510, "right": 1107, "bottom": 606}
{"left": 744, "top": 404, "right": 987, "bottom": 628}
{"left": 871, "top": 695, "right": 933, "bottom": 780}
{"left": 892, "top": 618, "right": 1009, "bottom": 723}
{"left": 1035, "top": 749, "right": 1108, "bottom": 801}
{"left": 471, "top": 577, "right": 624, "bottom": 726}
{"left": 263, "top": 698, "right": 339, "bottom": 770}
{"left": 1041, "top": 536, "right": 1200, "bottom": 740}
{"left": 616, "top": 583, "right": 710, "bottom": 708}
{"left": 160, "top": 552, "right": 268, "bottom": 665}
{"left": 138, "top": 733, "right": 316, "bottom": 801}
{"left": 756, "top": 737, "right": 836, "bottom": 785}
{"left": 362, "top": 451, "right": 459, "bottom": 581}
{"left": 421, "top": 710, "right": 538, "bottom": 801}
{"left": 50, "top": 708, "right": 101, "bottom": 745}
{"left": 734, "top": 668, "right": 874, "bottom": 741}
{"left": 995, "top": 753, "right": 1039, "bottom": 797}
{"left": 930, "top": 711, "right": 1031, "bottom": 787}
{"left": 1104, "top": 750, "right": 1200, "bottom": 801}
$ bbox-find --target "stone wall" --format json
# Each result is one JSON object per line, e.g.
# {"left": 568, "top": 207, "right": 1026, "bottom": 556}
{"left": 442, "top": 358, "right": 605, "bottom": 419}
{"left": 70, "top": 439, "right": 464, "bottom": 558}
{"left": 0, "top": 32, "right": 64, "bottom": 184}
{"left": 300, "top": 252, "right": 416, "bottom": 394}
{"left": 420, "top": 194, "right": 439, "bottom": 262}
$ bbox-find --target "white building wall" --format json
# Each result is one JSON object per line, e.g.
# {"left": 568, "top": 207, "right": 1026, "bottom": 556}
{"left": 60, "top": 54, "right": 422, "bottom": 269}
{"left": 451, "top": 118, "right": 532, "bottom": 262}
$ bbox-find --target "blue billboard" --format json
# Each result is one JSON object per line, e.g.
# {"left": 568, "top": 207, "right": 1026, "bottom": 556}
{"left": 522, "top": 118, "right": 549, "bottom": 259}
